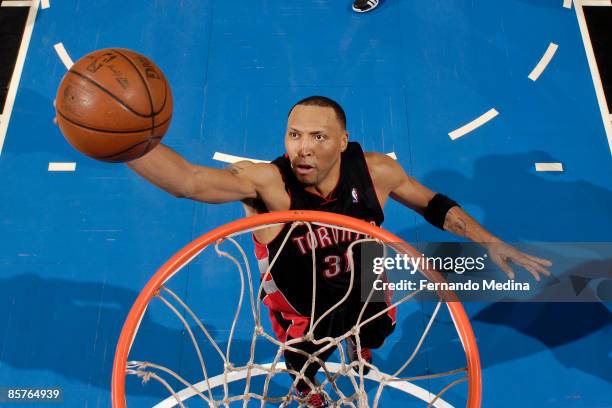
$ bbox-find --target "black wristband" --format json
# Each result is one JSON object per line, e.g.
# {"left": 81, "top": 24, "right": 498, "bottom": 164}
{"left": 424, "top": 193, "right": 459, "bottom": 230}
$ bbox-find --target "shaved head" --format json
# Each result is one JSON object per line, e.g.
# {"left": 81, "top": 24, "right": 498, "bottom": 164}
{"left": 288, "top": 96, "right": 346, "bottom": 130}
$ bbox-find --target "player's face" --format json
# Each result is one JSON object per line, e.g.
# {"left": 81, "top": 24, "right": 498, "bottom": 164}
{"left": 285, "top": 105, "right": 348, "bottom": 187}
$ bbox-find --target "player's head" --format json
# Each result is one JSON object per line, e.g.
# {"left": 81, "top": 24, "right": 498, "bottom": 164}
{"left": 285, "top": 96, "right": 349, "bottom": 187}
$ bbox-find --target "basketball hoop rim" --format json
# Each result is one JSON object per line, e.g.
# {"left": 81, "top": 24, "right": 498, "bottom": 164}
{"left": 111, "top": 210, "right": 482, "bottom": 408}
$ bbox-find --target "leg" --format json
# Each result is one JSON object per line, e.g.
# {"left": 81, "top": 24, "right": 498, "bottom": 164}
{"left": 284, "top": 338, "right": 337, "bottom": 391}
{"left": 358, "top": 301, "right": 396, "bottom": 349}
{"left": 346, "top": 300, "right": 396, "bottom": 374}
{"left": 268, "top": 309, "right": 337, "bottom": 389}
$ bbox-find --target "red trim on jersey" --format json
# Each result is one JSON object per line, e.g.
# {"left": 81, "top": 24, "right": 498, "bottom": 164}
{"left": 286, "top": 313, "right": 310, "bottom": 339}
{"left": 260, "top": 271, "right": 300, "bottom": 315}
{"left": 263, "top": 290, "right": 299, "bottom": 315}
{"left": 268, "top": 309, "right": 287, "bottom": 341}
{"left": 382, "top": 271, "right": 397, "bottom": 324}
{"left": 253, "top": 235, "right": 269, "bottom": 260}
{"left": 387, "top": 304, "right": 397, "bottom": 325}
{"left": 251, "top": 222, "right": 288, "bottom": 254}
{"left": 268, "top": 310, "right": 310, "bottom": 342}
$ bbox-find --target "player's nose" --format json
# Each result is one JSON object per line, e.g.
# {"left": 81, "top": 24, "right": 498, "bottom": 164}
{"left": 297, "top": 137, "right": 314, "bottom": 156}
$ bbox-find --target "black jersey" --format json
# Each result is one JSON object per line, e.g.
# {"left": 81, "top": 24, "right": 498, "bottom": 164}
{"left": 254, "top": 142, "right": 384, "bottom": 317}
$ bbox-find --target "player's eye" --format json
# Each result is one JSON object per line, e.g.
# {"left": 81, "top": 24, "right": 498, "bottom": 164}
{"left": 289, "top": 131, "right": 299, "bottom": 139}
{"left": 314, "top": 134, "right": 326, "bottom": 141}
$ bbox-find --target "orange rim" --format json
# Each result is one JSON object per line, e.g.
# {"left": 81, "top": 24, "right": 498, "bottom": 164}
{"left": 111, "top": 210, "right": 481, "bottom": 407}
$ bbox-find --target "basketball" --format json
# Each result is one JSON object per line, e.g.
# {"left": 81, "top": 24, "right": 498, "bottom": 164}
{"left": 55, "top": 48, "right": 173, "bottom": 162}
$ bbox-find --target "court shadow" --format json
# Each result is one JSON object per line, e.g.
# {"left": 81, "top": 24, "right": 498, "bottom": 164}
{"left": 472, "top": 258, "right": 612, "bottom": 384}
{"left": 376, "top": 307, "right": 472, "bottom": 380}
{"left": 393, "top": 151, "right": 612, "bottom": 383}
{"left": 0, "top": 273, "right": 280, "bottom": 399}
{"left": 410, "top": 150, "right": 612, "bottom": 242}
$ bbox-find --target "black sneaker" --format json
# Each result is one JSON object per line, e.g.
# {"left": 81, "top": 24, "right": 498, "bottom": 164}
{"left": 347, "top": 337, "right": 372, "bottom": 374}
{"left": 352, "top": 0, "right": 380, "bottom": 13}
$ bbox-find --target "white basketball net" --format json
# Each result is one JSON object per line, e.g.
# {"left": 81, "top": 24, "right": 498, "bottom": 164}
{"left": 124, "top": 221, "right": 472, "bottom": 407}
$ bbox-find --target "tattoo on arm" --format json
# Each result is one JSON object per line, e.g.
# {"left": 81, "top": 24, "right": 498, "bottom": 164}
{"left": 228, "top": 164, "right": 242, "bottom": 175}
{"left": 444, "top": 207, "right": 468, "bottom": 236}
{"left": 443, "top": 206, "right": 500, "bottom": 244}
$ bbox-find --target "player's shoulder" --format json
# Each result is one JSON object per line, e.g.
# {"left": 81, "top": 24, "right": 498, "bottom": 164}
{"left": 364, "top": 152, "right": 405, "bottom": 188}
{"left": 228, "top": 161, "right": 283, "bottom": 187}
{"left": 364, "top": 151, "right": 401, "bottom": 173}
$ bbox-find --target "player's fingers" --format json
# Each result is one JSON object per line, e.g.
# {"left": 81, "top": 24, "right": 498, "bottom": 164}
{"left": 496, "top": 259, "right": 515, "bottom": 280}
{"left": 512, "top": 255, "right": 533, "bottom": 269}
{"left": 519, "top": 257, "right": 551, "bottom": 276}
{"left": 524, "top": 263, "right": 544, "bottom": 281}
{"left": 526, "top": 253, "right": 552, "bottom": 267}
{"left": 531, "top": 262, "right": 551, "bottom": 277}
{"left": 517, "top": 258, "right": 550, "bottom": 280}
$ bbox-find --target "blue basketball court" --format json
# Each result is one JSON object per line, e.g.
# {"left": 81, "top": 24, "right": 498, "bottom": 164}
{"left": 0, "top": 0, "right": 610, "bottom": 407}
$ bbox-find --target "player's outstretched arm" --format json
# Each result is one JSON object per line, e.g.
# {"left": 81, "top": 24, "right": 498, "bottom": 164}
{"left": 127, "top": 144, "right": 268, "bottom": 203}
{"left": 367, "top": 152, "right": 551, "bottom": 280}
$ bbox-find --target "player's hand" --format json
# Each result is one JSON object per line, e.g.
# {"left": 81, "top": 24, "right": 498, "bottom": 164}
{"left": 486, "top": 241, "right": 552, "bottom": 281}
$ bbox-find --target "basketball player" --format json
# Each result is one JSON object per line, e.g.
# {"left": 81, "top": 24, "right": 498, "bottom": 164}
{"left": 126, "top": 96, "right": 551, "bottom": 407}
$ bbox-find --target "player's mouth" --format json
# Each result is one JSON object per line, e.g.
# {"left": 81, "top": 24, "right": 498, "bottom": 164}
{"left": 295, "top": 164, "right": 316, "bottom": 176}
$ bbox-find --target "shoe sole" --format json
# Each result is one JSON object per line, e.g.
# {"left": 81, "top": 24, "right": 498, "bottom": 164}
{"left": 352, "top": 5, "right": 379, "bottom": 13}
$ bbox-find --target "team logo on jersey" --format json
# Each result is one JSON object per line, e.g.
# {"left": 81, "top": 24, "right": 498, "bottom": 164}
{"left": 351, "top": 187, "right": 359, "bottom": 203}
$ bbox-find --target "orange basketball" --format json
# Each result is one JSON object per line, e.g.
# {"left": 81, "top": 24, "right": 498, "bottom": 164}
{"left": 55, "top": 48, "right": 173, "bottom": 162}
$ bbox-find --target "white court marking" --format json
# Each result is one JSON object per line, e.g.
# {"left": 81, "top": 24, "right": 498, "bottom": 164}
{"left": 41, "top": 0, "right": 50, "bottom": 9}
{"left": 0, "top": 0, "right": 40, "bottom": 156}
{"left": 574, "top": 0, "right": 612, "bottom": 155}
{"left": 213, "top": 152, "right": 399, "bottom": 164}
{"left": 535, "top": 162, "right": 564, "bottom": 172}
{"left": 1, "top": 1, "right": 32, "bottom": 7}
{"left": 528, "top": 43, "right": 559, "bottom": 81}
{"left": 212, "top": 152, "right": 268, "bottom": 164}
{"left": 53, "top": 42, "right": 74, "bottom": 70}
{"left": 48, "top": 162, "right": 76, "bottom": 172}
{"left": 563, "top": 0, "right": 573, "bottom": 8}
{"left": 581, "top": 0, "right": 611, "bottom": 6}
{"left": 448, "top": 109, "right": 499, "bottom": 140}
{"left": 152, "top": 362, "right": 454, "bottom": 408}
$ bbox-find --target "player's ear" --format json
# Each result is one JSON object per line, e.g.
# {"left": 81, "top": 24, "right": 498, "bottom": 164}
{"left": 340, "top": 131, "right": 349, "bottom": 151}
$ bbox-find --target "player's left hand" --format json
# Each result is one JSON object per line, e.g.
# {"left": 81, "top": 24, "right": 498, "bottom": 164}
{"left": 486, "top": 241, "right": 552, "bottom": 281}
